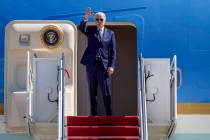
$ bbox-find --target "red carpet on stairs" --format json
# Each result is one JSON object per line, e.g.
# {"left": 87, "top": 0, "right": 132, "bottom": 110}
{"left": 67, "top": 136, "right": 140, "bottom": 140}
{"left": 65, "top": 116, "right": 141, "bottom": 140}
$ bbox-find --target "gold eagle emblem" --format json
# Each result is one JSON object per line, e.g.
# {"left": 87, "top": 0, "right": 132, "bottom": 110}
{"left": 40, "top": 25, "right": 64, "bottom": 49}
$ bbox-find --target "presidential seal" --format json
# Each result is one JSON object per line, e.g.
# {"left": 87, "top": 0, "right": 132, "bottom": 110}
{"left": 40, "top": 25, "right": 64, "bottom": 49}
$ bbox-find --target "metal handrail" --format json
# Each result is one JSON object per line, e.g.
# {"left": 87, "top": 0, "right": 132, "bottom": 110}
{"left": 58, "top": 53, "right": 65, "bottom": 140}
{"left": 170, "top": 55, "right": 177, "bottom": 121}
{"left": 167, "top": 55, "right": 178, "bottom": 138}
{"left": 138, "top": 54, "right": 148, "bottom": 140}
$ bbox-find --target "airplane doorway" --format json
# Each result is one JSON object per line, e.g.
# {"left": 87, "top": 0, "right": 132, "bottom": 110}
{"left": 77, "top": 23, "right": 137, "bottom": 116}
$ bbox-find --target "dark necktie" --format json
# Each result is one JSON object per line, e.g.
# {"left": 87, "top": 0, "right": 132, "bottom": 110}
{"left": 98, "top": 28, "right": 103, "bottom": 41}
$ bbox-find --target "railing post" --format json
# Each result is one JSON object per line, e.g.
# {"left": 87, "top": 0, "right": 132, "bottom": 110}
{"left": 170, "top": 55, "right": 177, "bottom": 121}
{"left": 58, "top": 53, "right": 65, "bottom": 140}
{"left": 138, "top": 54, "right": 148, "bottom": 140}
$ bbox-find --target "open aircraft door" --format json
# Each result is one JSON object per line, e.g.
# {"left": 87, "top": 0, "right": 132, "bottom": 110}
{"left": 139, "top": 55, "right": 180, "bottom": 140}
{"left": 5, "top": 21, "right": 77, "bottom": 139}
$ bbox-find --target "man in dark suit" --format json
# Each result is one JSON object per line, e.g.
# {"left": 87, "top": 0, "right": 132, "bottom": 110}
{"left": 78, "top": 7, "right": 116, "bottom": 116}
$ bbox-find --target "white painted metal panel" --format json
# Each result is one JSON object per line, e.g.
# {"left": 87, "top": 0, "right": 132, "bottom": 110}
{"left": 144, "top": 59, "right": 171, "bottom": 124}
{"left": 31, "top": 58, "right": 59, "bottom": 122}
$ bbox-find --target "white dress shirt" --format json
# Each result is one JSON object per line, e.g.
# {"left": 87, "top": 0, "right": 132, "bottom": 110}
{"left": 98, "top": 27, "right": 104, "bottom": 38}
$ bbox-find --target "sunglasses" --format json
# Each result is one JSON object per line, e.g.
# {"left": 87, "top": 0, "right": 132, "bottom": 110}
{"left": 95, "top": 18, "right": 104, "bottom": 22}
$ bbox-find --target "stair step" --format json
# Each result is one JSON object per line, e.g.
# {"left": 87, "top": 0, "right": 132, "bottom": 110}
{"left": 66, "top": 116, "right": 139, "bottom": 126}
{"left": 66, "top": 126, "right": 139, "bottom": 136}
{"left": 67, "top": 136, "right": 140, "bottom": 140}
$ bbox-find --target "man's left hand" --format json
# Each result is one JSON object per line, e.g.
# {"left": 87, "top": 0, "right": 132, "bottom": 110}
{"left": 107, "top": 67, "right": 114, "bottom": 76}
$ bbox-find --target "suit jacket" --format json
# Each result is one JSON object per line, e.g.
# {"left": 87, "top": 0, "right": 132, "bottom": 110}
{"left": 78, "top": 20, "right": 116, "bottom": 69}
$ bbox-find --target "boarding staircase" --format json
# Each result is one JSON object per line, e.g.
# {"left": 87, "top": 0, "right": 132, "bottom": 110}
{"left": 58, "top": 54, "right": 147, "bottom": 140}
{"left": 65, "top": 116, "right": 140, "bottom": 140}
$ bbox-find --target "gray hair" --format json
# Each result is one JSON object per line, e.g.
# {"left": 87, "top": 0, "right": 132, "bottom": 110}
{"left": 95, "top": 12, "right": 106, "bottom": 21}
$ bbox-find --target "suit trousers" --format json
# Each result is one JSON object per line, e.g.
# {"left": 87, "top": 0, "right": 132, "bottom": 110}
{"left": 86, "top": 61, "right": 112, "bottom": 116}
